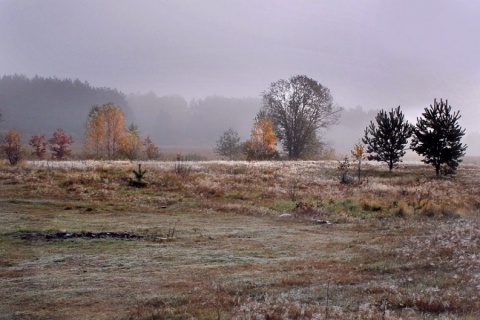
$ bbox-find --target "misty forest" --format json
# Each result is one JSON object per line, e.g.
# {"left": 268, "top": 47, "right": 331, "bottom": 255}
{"left": 0, "top": 74, "right": 384, "bottom": 159}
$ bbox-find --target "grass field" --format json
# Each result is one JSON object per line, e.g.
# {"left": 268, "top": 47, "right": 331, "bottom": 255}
{"left": 0, "top": 160, "right": 479, "bottom": 319}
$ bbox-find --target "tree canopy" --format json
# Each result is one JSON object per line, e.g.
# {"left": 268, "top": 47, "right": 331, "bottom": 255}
{"left": 84, "top": 103, "right": 127, "bottom": 159}
{"left": 262, "top": 75, "right": 341, "bottom": 159}
{"left": 0, "top": 129, "right": 22, "bottom": 165}
{"left": 245, "top": 112, "right": 277, "bottom": 160}
{"left": 214, "top": 128, "right": 242, "bottom": 160}
{"left": 363, "top": 106, "right": 412, "bottom": 171}
{"left": 411, "top": 99, "right": 467, "bottom": 175}
{"left": 49, "top": 128, "right": 74, "bottom": 160}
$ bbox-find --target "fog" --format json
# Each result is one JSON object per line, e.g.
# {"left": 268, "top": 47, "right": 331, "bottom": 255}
{"left": 1, "top": 1, "right": 479, "bottom": 155}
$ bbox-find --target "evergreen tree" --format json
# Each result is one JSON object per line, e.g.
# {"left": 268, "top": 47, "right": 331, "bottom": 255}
{"left": 214, "top": 128, "right": 242, "bottom": 160}
{"left": 411, "top": 99, "right": 467, "bottom": 175}
{"left": 362, "top": 106, "right": 412, "bottom": 171}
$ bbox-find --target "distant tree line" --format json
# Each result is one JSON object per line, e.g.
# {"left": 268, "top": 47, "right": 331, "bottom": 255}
{"left": 0, "top": 102, "right": 161, "bottom": 164}
{"left": 0, "top": 74, "right": 469, "bottom": 174}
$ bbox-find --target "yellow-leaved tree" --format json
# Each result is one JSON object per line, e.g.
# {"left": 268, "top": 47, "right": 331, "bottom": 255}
{"left": 84, "top": 106, "right": 105, "bottom": 158}
{"left": 84, "top": 103, "right": 127, "bottom": 159}
{"left": 245, "top": 112, "right": 277, "bottom": 160}
{"left": 120, "top": 124, "right": 143, "bottom": 160}
{"left": 351, "top": 141, "right": 366, "bottom": 182}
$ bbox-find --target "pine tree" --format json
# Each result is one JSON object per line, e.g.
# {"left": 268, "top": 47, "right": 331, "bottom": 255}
{"left": 362, "top": 106, "right": 412, "bottom": 171}
{"left": 214, "top": 128, "right": 241, "bottom": 160}
{"left": 411, "top": 99, "right": 467, "bottom": 175}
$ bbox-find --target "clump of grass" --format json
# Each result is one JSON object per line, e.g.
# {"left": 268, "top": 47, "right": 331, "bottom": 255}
{"left": 269, "top": 199, "right": 297, "bottom": 213}
{"left": 320, "top": 198, "right": 361, "bottom": 216}
{"left": 174, "top": 157, "right": 193, "bottom": 178}
{"left": 389, "top": 200, "right": 412, "bottom": 217}
{"left": 60, "top": 173, "right": 98, "bottom": 188}
{"left": 360, "top": 198, "right": 384, "bottom": 213}
{"left": 294, "top": 201, "right": 326, "bottom": 220}
{"left": 362, "top": 260, "right": 399, "bottom": 274}
{"left": 157, "top": 172, "right": 184, "bottom": 191}
{"left": 194, "top": 181, "right": 225, "bottom": 198}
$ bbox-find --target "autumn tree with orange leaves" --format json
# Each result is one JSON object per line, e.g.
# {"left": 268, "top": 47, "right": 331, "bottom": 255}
{"left": 84, "top": 103, "right": 127, "bottom": 159}
{"left": 84, "top": 106, "right": 105, "bottom": 158}
{"left": 245, "top": 112, "right": 277, "bottom": 160}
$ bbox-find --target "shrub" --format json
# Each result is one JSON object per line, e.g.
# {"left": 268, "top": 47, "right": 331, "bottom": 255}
{"left": 0, "top": 129, "right": 23, "bottom": 165}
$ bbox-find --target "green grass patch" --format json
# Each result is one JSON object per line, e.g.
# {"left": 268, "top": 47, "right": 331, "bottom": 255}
{"left": 268, "top": 199, "right": 297, "bottom": 212}
{"left": 362, "top": 260, "right": 399, "bottom": 273}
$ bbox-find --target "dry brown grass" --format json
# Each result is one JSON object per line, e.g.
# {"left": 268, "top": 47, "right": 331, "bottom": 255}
{"left": 0, "top": 160, "right": 479, "bottom": 319}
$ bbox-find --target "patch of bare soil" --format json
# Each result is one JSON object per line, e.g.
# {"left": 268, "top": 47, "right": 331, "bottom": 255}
{"left": 11, "top": 231, "right": 146, "bottom": 241}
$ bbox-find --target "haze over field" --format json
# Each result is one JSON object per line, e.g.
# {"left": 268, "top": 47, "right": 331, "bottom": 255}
{"left": 1, "top": 1, "right": 479, "bottom": 155}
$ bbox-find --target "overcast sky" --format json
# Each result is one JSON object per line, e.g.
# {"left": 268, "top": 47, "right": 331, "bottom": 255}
{"left": 1, "top": 0, "right": 479, "bottom": 132}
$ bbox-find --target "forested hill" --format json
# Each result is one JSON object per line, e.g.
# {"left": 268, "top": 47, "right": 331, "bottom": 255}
{"left": 0, "top": 75, "right": 261, "bottom": 148}
{"left": 0, "top": 75, "right": 133, "bottom": 143}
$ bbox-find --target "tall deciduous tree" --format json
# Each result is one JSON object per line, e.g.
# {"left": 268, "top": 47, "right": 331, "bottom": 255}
{"left": 120, "top": 123, "right": 142, "bottom": 160}
{"left": 362, "top": 106, "right": 413, "bottom": 171}
{"left": 84, "top": 106, "right": 105, "bottom": 158}
{"left": 49, "top": 128, "right": 74, "bottom": 160}
{"left": 262, "top": 75, "right": 341, "bottom": 159}
{"left": 101, "top": 103, "right": 126, "bottom": 158}
{"left": 29, "top": 134, "right": 48, "bottom": 160}
{"left": 214, "top": 128, "right": 242, "bottom": 160}
{"left": 245, "top": 113, "right": 277, "bottom": 160}
{"left": 411, "top": 99, "right": 467, "bottom": 175}
{"left": 0, "top": 129, "right": 22, "bottom": 165}
{"left": 84, "top": 103, "right": 127, "bottom": 159}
